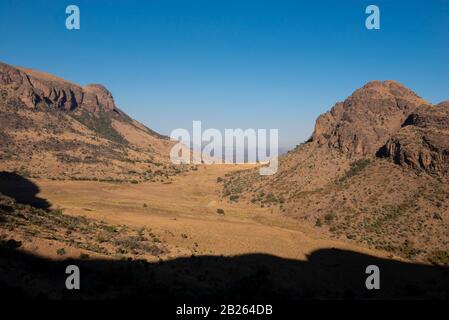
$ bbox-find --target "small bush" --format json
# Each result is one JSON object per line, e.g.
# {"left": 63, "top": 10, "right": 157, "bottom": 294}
{"left": 427, "top": 250, "right": 449, "bottom": 266}
{"left": 229, "top": 195, "right": 240, "bottom": 202}
{"left": 324, "top": 213, "right": 335, "bottom": 223}
{"left": 80, "top": 253, "right": 90, "bottom": 259}
{"left": 217, "top": 208, "right": 225, "bottom": 215}
{"left": 339, "top": 159, "right": 372, "bottom": 182}
{"left": 51, "top": 208, "right": 64, "bottom": 216}
{"left": 104, "top": 225, "right": 118, "bottom": 233}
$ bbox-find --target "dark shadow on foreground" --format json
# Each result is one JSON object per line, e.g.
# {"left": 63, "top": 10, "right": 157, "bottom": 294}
{"left": 0, "top": 241, "right": 448, "bottom": 300}
{"left": 0, "top": 172, "right": 447, "bottom": 299}
{"left": 0, "top": 172, "right": 50, "bottom": 209}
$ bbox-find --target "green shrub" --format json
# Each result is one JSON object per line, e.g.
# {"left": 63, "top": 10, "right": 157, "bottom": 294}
{"left": 229, "top": 195, "right": 240, "bottom": 202}
{"left": 71, "top": 110, "right": 127, "bottom": 145}
{"left": 51, "top": 208, "right": 64, "bottom": 216}
{"left": 339, "top": 159, "right": 372, "bottom": 182}
{"left": 324, "top": 213, "right": 335, "bottom": 223}
{"left": 80, "top": 253, "right": 90, "bottom": 259}
{"left": 104, "top": 225, "right": 118, "bottom": 233}
{"left": 427, "top": 250, "right": 449, "bottom": 266}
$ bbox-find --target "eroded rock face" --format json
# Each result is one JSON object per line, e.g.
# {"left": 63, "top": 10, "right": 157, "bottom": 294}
{"left": 0, "top": 63, "right": 25, "bottom": 85}
{"left": 311, "top": 81, "right": 429, "bottom": 157}
{"left": 378, "top": 104, "right": 449, "bottom": 176}
{"left": 82, "top": 84, "right": 116, "bottom": 113}
{"left": 0, "top": 62, "right": 115, "bottom": 112}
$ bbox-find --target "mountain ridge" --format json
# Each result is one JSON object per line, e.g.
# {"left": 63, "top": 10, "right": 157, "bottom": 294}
{"left": 0, "top": 61, "right": 190, "bottom": 182}
{"left": 2, "top": 62, "right": 116, "bottom": 113}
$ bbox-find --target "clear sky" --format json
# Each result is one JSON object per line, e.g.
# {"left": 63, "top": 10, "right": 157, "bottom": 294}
{"left": 1, "top": 0, "right": 448, "bottom": 150}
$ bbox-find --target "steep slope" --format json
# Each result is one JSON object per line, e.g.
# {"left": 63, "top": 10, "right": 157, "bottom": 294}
{"left": 221, "top": 81, "right": 448, "bottom": 263}
{"left": 0, "top": 62, "right": 190, "bottom": 182}
{"left": 378, "top": 104, "right": 449, "bottom": 176}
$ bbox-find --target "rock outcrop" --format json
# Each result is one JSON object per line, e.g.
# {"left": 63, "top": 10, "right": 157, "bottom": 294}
{"left": 311, "top": 81, "right": 429, "bottom": 157}
{"left": 0, "top": 62, "right": 115, "bottom": 112}
{"left": 82, "top": 84, "right": 116, "bottom": 113}
{"left": 378, "top": 104, "right": 449, "bottom": 176}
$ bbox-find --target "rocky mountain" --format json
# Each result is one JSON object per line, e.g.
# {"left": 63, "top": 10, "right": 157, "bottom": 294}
{"left": 311, "top": 80, "right": 429, "bottom": 157}
{"left": 222, "top": 81, "right": 448, "bottom": 264}
{"left": 310, "top": 80, "right": 448, "bottom": 177}
{"left": 378, "top": 103, "right": 449, "bottom": 176}
{"left": 0, "top": 61, "right": 191, "bottom": 182}
{"left": 1, "top": 63, "right": 114, "bottom": 112}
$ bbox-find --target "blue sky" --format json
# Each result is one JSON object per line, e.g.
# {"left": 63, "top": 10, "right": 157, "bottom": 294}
{"left": 1, "top": 0, "right": 448, "bottom": 149}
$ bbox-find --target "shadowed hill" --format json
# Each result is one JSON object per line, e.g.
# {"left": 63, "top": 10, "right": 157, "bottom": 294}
{"left": 0, "top": 241, "right": 448, "bottom": 299}
{"left": 0, "top": 172, "right": 50, "bottom": 209}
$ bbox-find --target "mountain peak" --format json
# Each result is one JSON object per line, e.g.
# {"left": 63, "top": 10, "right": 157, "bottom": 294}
{"left": 311, "top": 80, "right": 429, "bottom": 157}
{"left": 352, "top": 80, "right": 423, "bottom": 100}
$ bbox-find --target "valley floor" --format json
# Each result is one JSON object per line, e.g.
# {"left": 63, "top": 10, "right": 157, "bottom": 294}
{"left": 31, "top": 164, "right": 392, "bottom": 261}
{"left": 2, "top": 164, "right": 449, "bottom": 299}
